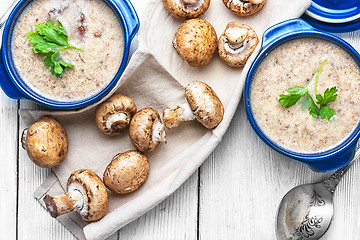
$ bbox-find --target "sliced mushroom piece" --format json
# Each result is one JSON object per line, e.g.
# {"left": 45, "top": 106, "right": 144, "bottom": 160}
{"left": 223, "top": 0, "right": 266, "bottom": 16}
{"left": 173, "top": 18, "right": 217, "bottom": 67}
{"left": 218, "top": 22, "right": 258, "bottom": 68}
{"left": 43, "top": 169, "right": 108, "bottom": 222}
{"left": 129, "top": 108, "right": 167, "bottom": 153}
{"left": 21, "top": 116, "right": 68, "bottom": 168}
{"left": 95, "top": 94, "right": 137, "bottom": 136}
{"left": 103, "top": 151, "right": 149, "bottom": 194}
{"left": 163, "top": 81, "right": 224, "bottom": 129}
{"left": 163, "top": 0, "right": 210, "bottom": 19}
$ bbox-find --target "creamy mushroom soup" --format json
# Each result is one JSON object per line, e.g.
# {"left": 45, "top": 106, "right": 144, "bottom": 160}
{"left": 11, "top": 0, "right": 124, "bottom": 102}
{"left": 250, "top": 38, "right": 360, "bottom": 153}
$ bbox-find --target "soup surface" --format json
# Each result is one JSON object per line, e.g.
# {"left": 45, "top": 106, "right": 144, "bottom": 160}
{"left": 12, "top": 0, "right": 124, "bottom": 102}
{"left": 250, "top": 38, "right": 360, "bottom": 153}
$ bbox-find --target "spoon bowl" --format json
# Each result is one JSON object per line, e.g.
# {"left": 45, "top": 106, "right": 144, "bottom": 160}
{"left": 276, "top": 150, "right": 360, "bottom": 240}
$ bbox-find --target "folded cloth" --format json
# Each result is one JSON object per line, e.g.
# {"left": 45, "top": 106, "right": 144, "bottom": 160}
{"left": 22, "top": 0, "right": 311, "bottom": 239}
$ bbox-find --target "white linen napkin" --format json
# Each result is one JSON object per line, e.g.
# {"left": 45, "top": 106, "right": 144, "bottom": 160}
{"left": 21, "top": 0, "right": 312, "bottom": 239}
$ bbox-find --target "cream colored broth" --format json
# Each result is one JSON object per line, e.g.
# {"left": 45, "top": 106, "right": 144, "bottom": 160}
{"left": 250, "top": 38, "right": 360, "bottom": 153}
{"left": 11, "top": 0, "right": 124, "bottom": 102}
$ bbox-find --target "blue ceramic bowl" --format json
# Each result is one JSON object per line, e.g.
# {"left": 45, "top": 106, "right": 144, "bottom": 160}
{"left": 245, "top": 18, "right": 360, "bottom": 172}
{"left": 0, "top": 0, "right": 139, "bottom": 109}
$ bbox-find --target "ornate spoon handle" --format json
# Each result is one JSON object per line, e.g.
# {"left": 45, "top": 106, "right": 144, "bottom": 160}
{"left": 322, "top": 149, "right": 360, "bottom": 193}
{"left": 0, "top": 0, "right": 19, "bottom": 29}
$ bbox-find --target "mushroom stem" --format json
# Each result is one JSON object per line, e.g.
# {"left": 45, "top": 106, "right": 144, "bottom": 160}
{"left": 163, "top": 102, "right": 196, "bottom": 129}
{"left": 106, "top": 112, "right": 128, "bottom": 131}
{"left": 43, "top": 190, "right": 83, "bottom": 218}
{"left": 180, "top": 0, "right": 200, "bottom": 5}
{"left": 225, "top": 26, "right": 248, "bottom": 50}
{"left": 152, "top": 118, "right": 167, "bottom": 144}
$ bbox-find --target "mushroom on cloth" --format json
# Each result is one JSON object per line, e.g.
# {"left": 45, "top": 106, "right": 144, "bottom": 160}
{"left": 95, "top": 94, "right": 137, "bottom": 136}
{"left": 163, "top": 0, "right": 210, "bottom": 19}
{"left": 129, "top": 108, "right": 167, "bottom": 153}
{"left": 43, "top": 169, "right": 108, "bottom": 222}
{"left": 21, "top": 116, "right": 68, "bottom": 168}
{"left": 103, "top": 150, "right": 149, "bottom": 194}
{"left": 163, "top": 81, "right": 224, "bottom": 129}
{"left": 218, "top": 22, "right": 259, "bottom": 67}
{"left": 223, "top": 0, "right": 266, "bottom": 16}
{"left": 173, "top": 18, "right": 217, "bottom": 67}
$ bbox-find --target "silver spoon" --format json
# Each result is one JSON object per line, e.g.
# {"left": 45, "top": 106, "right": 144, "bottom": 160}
{"left": 276, "top": 149, "right": 360, "bottom": 240}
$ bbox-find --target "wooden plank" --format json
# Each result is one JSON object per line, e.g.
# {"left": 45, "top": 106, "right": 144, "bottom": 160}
{"left": 199, "top": 99, "right": 326, "bottom": 239}
{"left": 118, "top": 171, "right": 198, "bottom": 240}
{"left": 0, "top": 94, "right": 18, "bottom": 238}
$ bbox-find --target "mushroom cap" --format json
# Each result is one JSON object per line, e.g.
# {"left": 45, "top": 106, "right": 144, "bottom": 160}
{"left": 23, "top": 117, "right": 68, "bottom": 168}
{"left": 185, "top": 81, "right": 224, "bottom": 129}
{"left": 163, "top": 0, "right": 210, "bottom": 19}
{"left": 129, "top": 108, "right": 165, "bottom": 153}
{"left": 103, "top": 151, "right": 149, "bottom": 194}
{"left": 173, "top": 18, "right": 217, "bottom": 67}
{"left": 95, "top": 94, "right": 137, "bottom": 136}
{"left": 223, "top": 0, "right": 266, "bottom": 16}
{"left": 67, "top": 169, "right": 108, "bottom": 222}
{"left": 218, "top": 22, "right": 259, "bottom": 68}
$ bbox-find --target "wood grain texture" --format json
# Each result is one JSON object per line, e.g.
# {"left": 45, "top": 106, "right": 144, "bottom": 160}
{"left": 0, "top": 93, "right": 18, "bottom": 239}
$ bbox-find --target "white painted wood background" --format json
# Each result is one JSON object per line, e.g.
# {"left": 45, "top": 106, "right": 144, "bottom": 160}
{"left": 1, "top": 0, "right": 360, "bottom": 239}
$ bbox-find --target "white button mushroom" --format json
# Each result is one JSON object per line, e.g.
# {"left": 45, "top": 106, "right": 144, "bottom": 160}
{"left": 223, "top": 0, "right": 266, "bottom": 16}
{"left": 173, "top": 18, "right": 217, "bottom": 67}
{"left": 163, "top": 81, "right": 224, "bottom": 129}
{"left": 95, "top": 94, "right": 137, "bottom": 136}
{"left": 103, "top": 151, "right": 149, "bottom": 194}
{"left": 43, "top": 169, "right": 108, "bottom": 222}
{"left": 163, "top": 0, "right": 210, "bottom": 19}
{"left": 129, "top": 108, "right": 167, "bottom": 153}
{"left": 218, "top": 22, "right": 259, "bottom": 68}
{"left": 21, "top": 117, "right": 68, "bottom": 168}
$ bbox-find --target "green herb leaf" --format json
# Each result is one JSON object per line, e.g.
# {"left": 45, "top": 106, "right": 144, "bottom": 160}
{"left": 319, "top": 106, "right": 335, "bottom": 120}
{"left": 278, "top": 60, "right": 338, "bottom": 121}
{"left": 26, "top": 21, "right": 81, "bottom": 78}
{"left": 279, "top": 87, "right": 308, "bottom": 108}
{"left": 316, "top": 87, "right": 338, "bottom": 106}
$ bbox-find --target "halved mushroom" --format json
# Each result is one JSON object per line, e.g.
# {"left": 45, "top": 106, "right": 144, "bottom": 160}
{"left": 173, "top": 18, "right": 217, "bottom": 67}
{"left": 95, "top": 94, "right": 137, "bottom": 136}
{"left": 163, "top": 81, "right": 224, "bottom": 129}
{"left": 129, "top": 108, "right": 167, "bottom": 153}
{"left": 43, "top": 169, "right": 108, "bottom": 222}
{"left": 218, "top": 22, "right": 258, "bottom": 68}
{"left": 103, "top": 150, "right": 149, "bottom": 194}
{"left": 163, "top": 0, "right": 210, "bottom": 19}
{"left": 21, "top": 116, "right": 68, "bottom": 168}
{"left": 223, "top": 0, "right": 266, "bottom": 16}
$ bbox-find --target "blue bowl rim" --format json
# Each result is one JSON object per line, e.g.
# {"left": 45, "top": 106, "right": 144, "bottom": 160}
{"left": 1, "top": 0, "right": 138, "bottom": 109}
{"left": 244, "top": 30, "right": 360, "bottom": 162}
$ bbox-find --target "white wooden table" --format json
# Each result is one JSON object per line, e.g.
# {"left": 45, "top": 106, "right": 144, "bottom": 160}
{"left": 1, "top": 0, "right": 360, "bottom": 239}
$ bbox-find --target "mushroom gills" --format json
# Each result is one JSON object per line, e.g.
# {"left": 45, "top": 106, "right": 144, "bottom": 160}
{"left": 152, "top": 118, "right": 167, "bottom": 143}
{"left": 106, "top": 112, "right": 128, "bottom": 130}
{"left": 225, "top": 39, "right": 248, "bottom": 53}
{"left": 43, "top": 189, "right": 84, "bottom": 218}
{"left": 163, "top": 102, "right": 197, "bottom": 129}
{"left": 177, "top": 0, "right": 204, "bottom": 10}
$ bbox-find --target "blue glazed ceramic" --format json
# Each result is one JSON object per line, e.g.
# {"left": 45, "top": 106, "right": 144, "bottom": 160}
{"left": 245, "top": 18, "right": 360, "bottom": 172}
{"left": 0, "top": 0, "right": 139, "bottom": 109}
{"left": 302, "top": 0, "right": 360, "bottom": 32}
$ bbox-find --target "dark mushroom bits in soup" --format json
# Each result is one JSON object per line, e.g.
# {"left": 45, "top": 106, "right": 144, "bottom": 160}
{"left": 250, "top": 38, "right": 360, "bottom": 153}
{"left": 11, "top": 0, "right": 124, "bottom": 102}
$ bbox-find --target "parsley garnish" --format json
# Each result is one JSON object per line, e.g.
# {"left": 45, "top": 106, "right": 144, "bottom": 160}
{"left": 26, "top": 21, "right": 81, "bottom": 78}
{"left": 278, "top": 60, "right": 338, "bottom": 120}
